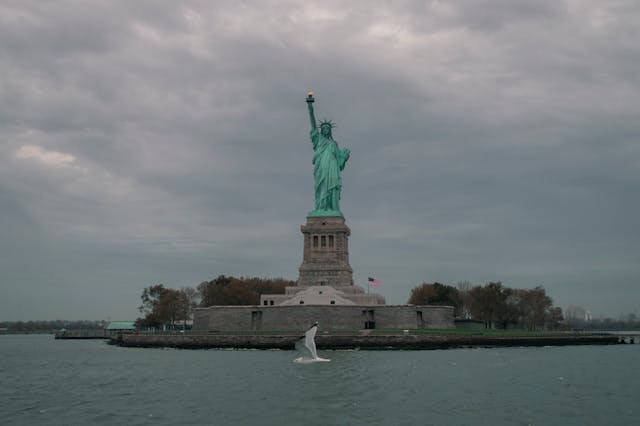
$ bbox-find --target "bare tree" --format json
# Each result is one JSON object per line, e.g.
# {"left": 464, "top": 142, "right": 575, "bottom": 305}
{"left": 457, "top": 281, "right": 473, "bottom": 319}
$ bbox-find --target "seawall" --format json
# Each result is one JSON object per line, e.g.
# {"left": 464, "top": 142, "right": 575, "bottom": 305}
{"left": 111, "top": 332, "right": 623, "bottom": 350}
{"left": 55, "top": 329, "right": 106, "bottom": 339}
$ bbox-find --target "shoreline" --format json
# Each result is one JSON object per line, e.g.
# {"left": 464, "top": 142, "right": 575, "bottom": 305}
{"left": 110, "top": 332, "right": 629, "bottom": 350}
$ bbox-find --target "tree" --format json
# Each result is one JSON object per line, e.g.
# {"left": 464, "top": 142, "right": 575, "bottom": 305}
{"left": 502, "top": 289, "right": 524, "bottom": 329}
{"left": 457, "top": 281, "right": 473, "bottom": 319}
{"left": 407, "top": 283, "right": 438, "bottom": 305}
{"left": 408, "top": 282, "right": 462, "bottom": 316}
{"left": 468, "top": 282, "right": 509, "bottom": 328}
{"left": 137, "top": 284, "right": 196, "bottom": 328}
{"left": 178, "top": 287, "right": 199, "bottom": 327}
{"left": 517, "top": 286, "right": 553, "bottom": 331}
{"left": 547, "top": 307, "right": 564, "bottom": 330}
{"left": 137, "top": 284, "right": 167, "bottom": 327}
{"left": 198, "top": 275, "right": 231, "bottom": 307}
{"left": 198, "top": 275, "right": 293, "bottom": 306}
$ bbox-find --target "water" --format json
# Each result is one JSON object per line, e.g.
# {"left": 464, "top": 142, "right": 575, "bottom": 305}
{"left": 1, "top": 335, "right": 638, "bottom": 425}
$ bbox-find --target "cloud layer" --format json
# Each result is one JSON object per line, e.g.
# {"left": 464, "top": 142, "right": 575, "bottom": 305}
{"left": 1, "top": 1, "right": 639, "bottom": 319}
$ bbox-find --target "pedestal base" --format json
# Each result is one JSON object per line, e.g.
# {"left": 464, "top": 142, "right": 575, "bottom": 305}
{"left": 297, "top": 216, "right": 353, "bottom": 287}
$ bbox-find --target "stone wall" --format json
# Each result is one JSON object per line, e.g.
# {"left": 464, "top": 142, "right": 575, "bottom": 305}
{"left": 113, "top": 332, "right": 623, "bottom": 350}
{"left": 192, "top": 305, "right": 454, "bottom": 331}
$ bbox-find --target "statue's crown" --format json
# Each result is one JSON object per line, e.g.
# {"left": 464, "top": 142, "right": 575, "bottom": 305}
{"left": 319, "top": 119, "right": 335, "bottom": 129}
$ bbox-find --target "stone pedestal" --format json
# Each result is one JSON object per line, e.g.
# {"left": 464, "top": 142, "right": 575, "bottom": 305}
{"left": 298, "top": 216, "right": 353, "bottom": 287}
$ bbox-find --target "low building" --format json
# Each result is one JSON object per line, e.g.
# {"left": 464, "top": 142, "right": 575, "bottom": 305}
{"left": 260, "top": 285, "right": 385, "bottom": 306}
{"left": 105, "top": 321, "right": 136, "bottom": 335}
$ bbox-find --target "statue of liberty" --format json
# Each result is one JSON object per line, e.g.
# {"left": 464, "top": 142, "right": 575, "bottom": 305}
{"left": 305, "top": 92, "right": 350, "bottom": 217}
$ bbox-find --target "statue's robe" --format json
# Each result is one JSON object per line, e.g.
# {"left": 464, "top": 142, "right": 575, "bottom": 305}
{"left": 310, "top": 128, "right": 347, "bottom": 214}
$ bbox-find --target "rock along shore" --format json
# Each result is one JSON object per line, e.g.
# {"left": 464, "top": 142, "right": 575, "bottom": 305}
{"left": 111, "top": 332, "right": 623, "bottom": 350}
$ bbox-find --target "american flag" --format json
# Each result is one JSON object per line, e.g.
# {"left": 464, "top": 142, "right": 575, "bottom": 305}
{"left": 367, "top": 277, "right": 382, "bottom": 286}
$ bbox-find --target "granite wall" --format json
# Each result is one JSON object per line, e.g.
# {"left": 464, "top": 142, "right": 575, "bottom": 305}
{"left": 192, "top": 305, "right": 454, "bottom": 331}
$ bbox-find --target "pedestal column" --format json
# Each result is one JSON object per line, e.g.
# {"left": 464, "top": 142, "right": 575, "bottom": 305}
{"left": 298, "top": 216, "right": 353, "bottom": 287}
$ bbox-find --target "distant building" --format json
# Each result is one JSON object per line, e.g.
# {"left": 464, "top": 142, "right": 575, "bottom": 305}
{"left": 566, "top": 306, "right": 587, "bottom": 321}
{"left": 105, "top": 321, "right": 136, "bottom": 335}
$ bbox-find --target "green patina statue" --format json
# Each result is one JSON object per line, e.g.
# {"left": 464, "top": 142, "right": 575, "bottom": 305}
{"left": 306, "top": 92, "right": 350, "bottom": 217}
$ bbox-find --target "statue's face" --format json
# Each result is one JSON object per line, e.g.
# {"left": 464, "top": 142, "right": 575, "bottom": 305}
{"left": 320, "top": 124, "right": 332, "bottom": 137}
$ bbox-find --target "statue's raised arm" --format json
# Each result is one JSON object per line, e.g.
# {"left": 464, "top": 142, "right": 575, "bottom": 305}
{"left": 306, "top": 91, "right": 317, "bottom": 131}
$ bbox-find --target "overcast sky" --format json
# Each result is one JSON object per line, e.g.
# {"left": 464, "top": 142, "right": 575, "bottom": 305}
{"left": 1, "top": 1, "right": 639, "bottom": 321}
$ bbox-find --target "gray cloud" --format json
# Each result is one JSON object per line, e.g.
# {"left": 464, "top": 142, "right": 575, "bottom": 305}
{"left": 1, "top": 1, "right": 639, "bottom": 320}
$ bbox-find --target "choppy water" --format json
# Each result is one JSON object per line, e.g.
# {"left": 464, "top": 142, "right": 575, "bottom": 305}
{"left": 1, "top": 334, "right": 638, "bottom": 425}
